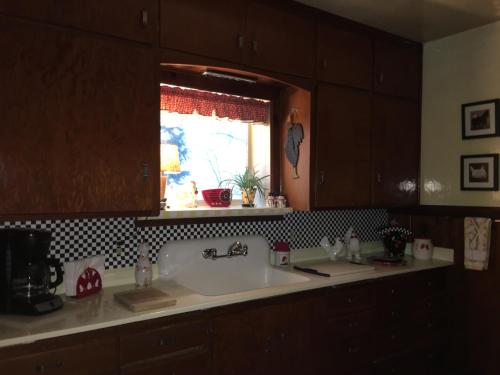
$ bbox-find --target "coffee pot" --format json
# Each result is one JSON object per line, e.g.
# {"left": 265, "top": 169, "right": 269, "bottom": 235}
{"left": 0, "top": 228, "right": 63, "bottom": 315}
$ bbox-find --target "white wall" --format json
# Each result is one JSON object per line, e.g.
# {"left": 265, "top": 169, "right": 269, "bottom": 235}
{"left": 421, "top": 20, "right": 500, "bottom": 206}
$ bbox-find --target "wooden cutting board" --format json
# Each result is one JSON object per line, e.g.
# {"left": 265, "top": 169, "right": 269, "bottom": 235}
{"left": 114, "top": 288, "right": 176, "bottom": 312}
{"left": 306, "top": 261, "right": 375, "bottom": 277}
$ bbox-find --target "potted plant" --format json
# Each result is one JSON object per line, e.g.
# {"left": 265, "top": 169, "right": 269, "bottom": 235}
{"left": 220, "top": 168, "right": 269, "bottom": 207}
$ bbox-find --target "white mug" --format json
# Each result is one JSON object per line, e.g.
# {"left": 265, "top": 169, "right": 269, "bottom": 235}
{"left": 412, "top": 238, "right": 434, "bottom": 261}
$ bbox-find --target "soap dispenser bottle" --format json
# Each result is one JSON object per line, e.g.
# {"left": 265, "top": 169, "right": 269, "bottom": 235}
{"left": 135, "top": 242, "right": 153, "bottom": 287}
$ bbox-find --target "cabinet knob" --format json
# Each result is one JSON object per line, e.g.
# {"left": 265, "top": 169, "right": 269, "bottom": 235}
{"left": 376, "top": 173, "right": 381, "bottom": 183}
{"left": 378, "top": 72, "right": 384, "bottom": 84}
{"left": 141, "top": 9, "right": 149, "bottom": 26}
{"left": 237, "top": 35, "right": 245, "bottom": 49}
{"left": 322, "top": 58, "right": 327, "bottom": 69}
{"left": 159, "top": 336, "right": 176, "bottom": 346}
{"left": 35, "top": 362, "right": 63, "bottom": 373}
{"left": 252, "top": 40, "right": 258, "bottom": 53}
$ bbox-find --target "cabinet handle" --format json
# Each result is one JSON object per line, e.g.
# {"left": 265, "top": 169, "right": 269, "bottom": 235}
{"left": 378, "top": 72, "right": 384, "bottom": 84}
{"left": 141, "top": 9, "right": 149, "bottom": 26}
{"left": 252, "top": 40, "right": 258, "bottom": 53}
{"left": 35, "top": 362, "right": 63, "bottom": 373}
{"left": 319, "top": 171, "right": 326, "bottom": 185}
{"left": 280, "top": 332, "right": 287, "bottom": 341}
{"left": 237, "top": 35, "right": 245, "bottom": 49}
{"left": 159, "top": 336, "right": 176, "bottom": 346}
{"left": 322, "top": 58, "right": 327, "bottom": 69}
{"left": 264, "top": 336, "right": 272, "bottom": 353}
{"left": 376, "top": 173, "right": 381, "bottom": 183}
{"left": 348, "top": 347, "right": 359, "bottom": 353}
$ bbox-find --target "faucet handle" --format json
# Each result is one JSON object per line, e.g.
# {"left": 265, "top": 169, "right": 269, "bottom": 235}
{"left": 202, "top": 248, "right": 217, "bottom": 260}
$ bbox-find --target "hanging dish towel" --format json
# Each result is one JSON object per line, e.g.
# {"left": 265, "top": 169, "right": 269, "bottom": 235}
{"left": 464, "top": 217, "right": 492, "bottom": 271}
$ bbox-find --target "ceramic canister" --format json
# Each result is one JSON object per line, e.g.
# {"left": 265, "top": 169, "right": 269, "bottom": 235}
{"left": 412, "top": 238, "right": 434, "bottom": 261}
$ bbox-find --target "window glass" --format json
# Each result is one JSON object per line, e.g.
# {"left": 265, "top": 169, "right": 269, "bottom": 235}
{"left": 160, "top": 85, "right": 271, "bottom": 205}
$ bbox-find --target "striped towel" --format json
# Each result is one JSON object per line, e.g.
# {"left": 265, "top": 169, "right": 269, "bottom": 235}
{"left": 464, "top": 217, "right": 492, "bottom": 271}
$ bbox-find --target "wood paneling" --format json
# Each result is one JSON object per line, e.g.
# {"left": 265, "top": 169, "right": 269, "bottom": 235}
{"left": 246, "top": 2, "right": 315, "bottom": 78}
{"left": 317, "top": 23, "right": 373, "bottom": 90}
{"left": 372, "top": 95, "right": 419, "bottom": 207}
{"left": 374, "top": 39, "right": 421, "bottom": 99}
{"left": 0, "top": 16, "right": 158, "bottom": 217}
{"left": 314, "top": 83, "right": 371, "bottom": 208}
{"left": 0, "top": 0, "right": 158, "bottom": 43}
{"left": 160, "top": 0, "right": 247, "bottom": 64}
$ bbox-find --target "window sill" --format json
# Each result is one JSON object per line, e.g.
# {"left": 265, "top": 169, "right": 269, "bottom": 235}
{"left": 135, "top": 206, "right": 293, "bottom": 226}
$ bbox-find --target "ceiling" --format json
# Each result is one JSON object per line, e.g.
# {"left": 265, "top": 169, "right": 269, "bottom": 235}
{"left": 295, "top": 0, "right": 500, "bottom": 42}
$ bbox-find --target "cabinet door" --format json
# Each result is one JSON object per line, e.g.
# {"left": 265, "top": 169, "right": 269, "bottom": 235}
{"left": 212, "top": 312, "right": 258, "bottom": 375}
{"left": 246, "top": 2, "right": 314, "bottom": 77}
{"left": 372, "top": 95, "right": 419, "bottom": 207}
{"left": 0, "top": 16, "right": 158, "bottom": 217}
{"left": 0, "top": 0, "right": 157, "bottom": 43}
{"left": 374, "top": 39, "right": 421, "bottom": 99}
{"left": 160, "top": 0, "right": 247, "bottom": 64}
{"left": 314, "top": 84, "right": 371, "bottom": 208}
{"left": 0, "top": 337, "right": 117, "bottom": 375}
{"left": 121, "top": 353, "right": 210, "bottom": 375}
{"left": 317, "top": 24, "right": 373, "bottom": 90}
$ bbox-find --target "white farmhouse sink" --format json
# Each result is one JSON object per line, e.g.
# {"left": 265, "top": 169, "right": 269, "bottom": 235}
{"left": 157, "top": 235, "right": 309, "bottom": 296}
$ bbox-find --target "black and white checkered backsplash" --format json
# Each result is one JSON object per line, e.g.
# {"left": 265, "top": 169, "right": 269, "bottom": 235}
{"left": 0, "top": 209, "right": 387, "bottom": 269}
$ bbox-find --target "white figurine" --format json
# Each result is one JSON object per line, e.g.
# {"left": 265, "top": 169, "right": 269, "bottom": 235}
{"left": 135, "top": 242, "right": 153, "bottom": 287}
{"left": 347, "top": 230, "right": 361, "bottom": 260}
{"left": 330, "top": 237, "right": 345, "bottom": 261}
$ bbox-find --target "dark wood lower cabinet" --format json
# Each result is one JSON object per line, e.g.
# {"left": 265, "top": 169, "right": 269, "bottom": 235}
{"left": 0, "top": 269, "right": 449, "bottom": 375}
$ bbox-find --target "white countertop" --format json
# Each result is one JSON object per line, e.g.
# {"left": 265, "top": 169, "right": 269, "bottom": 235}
{"left": 0, "top": 245, "right": 454, "bottom": 349}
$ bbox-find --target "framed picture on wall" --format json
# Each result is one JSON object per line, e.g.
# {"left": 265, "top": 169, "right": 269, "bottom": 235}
{"left": 461, "top": 154, "right": 499, "bottom": 191}
{"left": 462, "top": 99, "right": 500, "bottom": 139}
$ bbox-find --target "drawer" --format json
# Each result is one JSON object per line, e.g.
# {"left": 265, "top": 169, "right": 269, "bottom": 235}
{"left": 376, "top": 304, "right": 410, "bottom": 328}
{"left": 0, "top": 337, "right": 116, "bottom": 375}
{"left": 413, "top": 270, "right": 447, "bottom": 299}
{"left": 411, "top": 313, "right": 447, "bottom": 345}
{"left": 373, "top": 351, "right": 419, "bottom": 375}
{"left": 374, "top": 327, "right": 411, "bottom": 358}
{"left": 121, "top": 351, "right": 210, "bottom": 375}
{"left": 327, "top": 310, "right": 373, "bottom": 339}
{"left": 120, "top": 320, "right": 208, "bottom": 365}
{"left": 327, "top": 335, "right": 373, "bottom": 371}
{"left": 328, "top": 284, "right": 375, "bottom": 315}
{"left": 375, "top": 275, "right": 415, "bottom": 306}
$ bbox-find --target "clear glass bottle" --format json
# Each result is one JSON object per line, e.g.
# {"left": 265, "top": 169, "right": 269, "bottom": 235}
{"left": 135, "top": 242, "right": 153, "bottom": 287}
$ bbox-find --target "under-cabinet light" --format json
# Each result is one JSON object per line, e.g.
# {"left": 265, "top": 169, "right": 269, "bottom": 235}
{"left": 202, "top": 70, "right": 257, "bottom": 84}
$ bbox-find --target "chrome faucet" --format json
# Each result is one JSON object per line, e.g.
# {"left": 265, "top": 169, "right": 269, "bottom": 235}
{"left": 202, "top": 241, "right": 248, "bottom": 260}
{"left": 227, "top": 241, "right": 248, "bottom": 257}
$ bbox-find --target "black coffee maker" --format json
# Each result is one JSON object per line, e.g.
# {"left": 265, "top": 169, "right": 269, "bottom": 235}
{"left": 0, "top": 229, "right": 63, "bottom": 315}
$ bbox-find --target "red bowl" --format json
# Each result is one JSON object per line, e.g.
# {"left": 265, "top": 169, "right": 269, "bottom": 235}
{"left": 202, "top": 189, "right": 232, "bottom": 207}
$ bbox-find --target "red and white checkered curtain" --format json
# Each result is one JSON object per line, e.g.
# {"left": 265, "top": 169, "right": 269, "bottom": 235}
{"left": 160, "top": 85, "right": 269, "bottom": 123}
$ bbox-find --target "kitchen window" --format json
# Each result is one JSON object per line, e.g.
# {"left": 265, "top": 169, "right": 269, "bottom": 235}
{"left": 160, "top": 84, "right": 271, "bottom": 208}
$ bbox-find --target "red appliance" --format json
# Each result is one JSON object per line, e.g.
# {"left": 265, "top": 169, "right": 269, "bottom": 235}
{"left": 202, "top": 189, "right": 232, "bottom": 207}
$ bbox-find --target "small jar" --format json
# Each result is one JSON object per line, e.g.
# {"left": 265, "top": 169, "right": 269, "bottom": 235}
{"left": 266, "top": 193, "right": 277, "bottom": 208}
{"left": 276, "top": 194, "right": 287, "bottom": 208}
{"left": 274, "top": 241, "right": 290, "bottom": 267}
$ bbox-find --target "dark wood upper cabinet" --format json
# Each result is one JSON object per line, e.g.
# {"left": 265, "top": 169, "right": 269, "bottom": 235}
{"left": 159, "top": 1, "right": 314, "bottom": 78}
{"left": 374, "top": 39, "right": 421, "bottom": 99}
{"left": 0, "top": 0, "right": 158, "bottom": 44}
{"left": 246, "top": 2, "right": 315, "bottom": 78}
{"left": 317, "top": 23, "right": 373, "bottom": 90}
{"left": 0, "top": 16, "right": 159, "bottom": 218}
{"left": 160, "top": 0, "right": 247, "bottom": 64}
{"left": 314, "top": 83, "right": 371, "bottom": 208}
{"left": 372, "top": 95, "right": 419, "bottom": 207}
